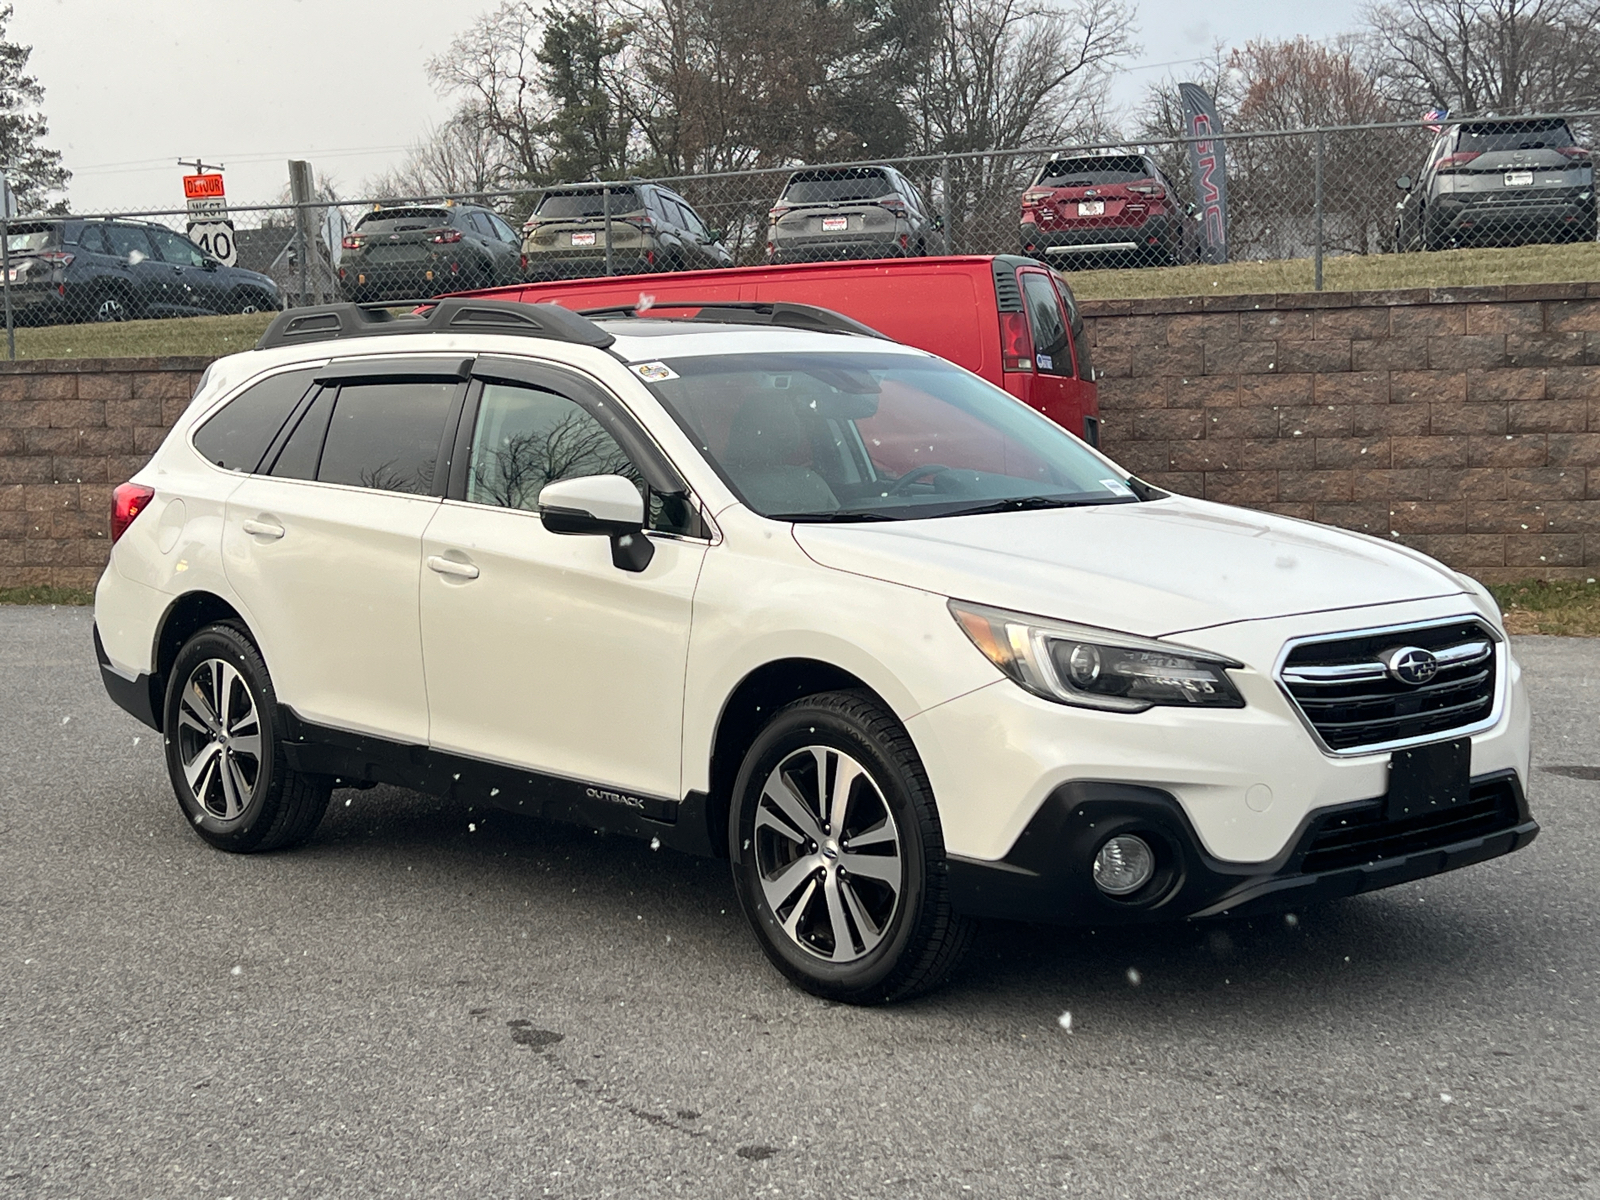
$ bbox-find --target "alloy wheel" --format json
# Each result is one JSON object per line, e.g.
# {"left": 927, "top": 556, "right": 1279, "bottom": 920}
{"left": 175, "top": 658, "right": 263, "bottom": 821}
{"left": 753, "top": 746, "right": 904, "bottom": 963}
{"left": 94, "top": 295, "right": 127, "bottom": 322}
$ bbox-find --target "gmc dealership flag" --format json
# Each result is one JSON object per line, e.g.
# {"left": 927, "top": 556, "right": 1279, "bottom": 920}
{"left": 1179, "top": 83, "right": 1229, "bottom": 264}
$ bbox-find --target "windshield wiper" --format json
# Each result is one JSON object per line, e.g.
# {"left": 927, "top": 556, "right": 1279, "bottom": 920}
{"left": 771, "top": 510, "right": 899, "bottom": 523}
{"left": 930, "top": 495, "right": 1116, "bottom": 518}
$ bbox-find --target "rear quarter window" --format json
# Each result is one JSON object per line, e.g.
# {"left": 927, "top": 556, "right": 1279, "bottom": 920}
{"left": 192, "top": 367, "right": 322, "bottom": 472}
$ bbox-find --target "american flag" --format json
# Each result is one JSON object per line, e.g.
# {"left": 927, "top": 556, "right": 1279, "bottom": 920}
{"left": 1423, "top": 107, "right": 1449, "bottom": 132}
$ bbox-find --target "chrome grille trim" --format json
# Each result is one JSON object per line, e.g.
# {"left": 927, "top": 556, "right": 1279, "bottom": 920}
{"left": 1273, "top": 617, "right": 1505, "bottom": 757}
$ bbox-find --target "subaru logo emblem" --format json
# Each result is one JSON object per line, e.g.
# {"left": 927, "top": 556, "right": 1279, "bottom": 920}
{"left": 1382, "top": 646, "right": 1438, "bottom": 686}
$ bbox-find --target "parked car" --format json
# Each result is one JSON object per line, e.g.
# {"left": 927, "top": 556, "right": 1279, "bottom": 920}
{"left": 96, "top": 296, "right": 1534, "bottom": 1003}
{"left": 521, "top": 183, "right": 732, "bottom": 280}
{"left": 767, "top": 166, "right": 939, "bottom": 263}
{"left": 2, "top": 217, "right": 282, "bottom": 324}
{"left": 1394, "top": 117, "right": 1596, "bottom": 251}
{"left": 338, "top": 202, "right": 523, "bottom": 302}
{"left": 464, "top": 254, "right": 1100, "bottom": 445}
{"left": 1021, "top": 151, "right": 1199, "bottom": 267}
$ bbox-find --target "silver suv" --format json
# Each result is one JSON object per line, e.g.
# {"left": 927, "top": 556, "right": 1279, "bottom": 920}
{"left": 521, "top": 183, "right": 733, "bottom": 280}
{"left": 767, "top": 166, "right": 938, "bottom": 263}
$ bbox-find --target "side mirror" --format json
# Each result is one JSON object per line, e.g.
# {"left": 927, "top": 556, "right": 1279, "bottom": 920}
{"left": 1396, "top": 175, "right": 1414, "bottom": 191}
{"left": 932, "top": 216, "right": 945, "bottom": 232}
{"left": 706, "top": 228, "right": 723, "bottom": 242}
{"left": 538, "top": 474, "right": 654, "bottom": 572}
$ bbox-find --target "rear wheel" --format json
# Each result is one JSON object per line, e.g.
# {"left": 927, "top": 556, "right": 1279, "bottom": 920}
{"left": 90, "top": 291, "right": 130, "bottom": 323}
{"left": 163, "top": 623, "right": 330, "bottom": 853}
{"left": 730, "top": 691, "right": 974, "bottom": 1003}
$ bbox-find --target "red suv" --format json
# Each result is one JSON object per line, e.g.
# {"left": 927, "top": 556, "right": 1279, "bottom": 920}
{"left": 1021, "top": 151, "right": 1199, "bottom": 268}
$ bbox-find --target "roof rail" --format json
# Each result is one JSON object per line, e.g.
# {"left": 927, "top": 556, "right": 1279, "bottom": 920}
{"left": 576, "top": 300, "right": 888, "bottom": 340}
{"left": 255, "top": 297, "right": 615, "bottom": 352}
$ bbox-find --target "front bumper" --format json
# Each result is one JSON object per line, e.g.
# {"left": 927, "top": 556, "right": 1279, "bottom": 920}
{"left": 950, "top": 770, "right": 1536, "bottom": 924}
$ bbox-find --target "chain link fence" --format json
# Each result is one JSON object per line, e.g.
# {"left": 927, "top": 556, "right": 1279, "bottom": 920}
{"left": 3, "top": 111, "right": 1599, "bottom": 339}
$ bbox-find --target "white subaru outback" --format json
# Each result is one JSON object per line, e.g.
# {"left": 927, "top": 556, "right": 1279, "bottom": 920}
{"left": 94, "top": 297, "right": 1536, "bottom": 1003}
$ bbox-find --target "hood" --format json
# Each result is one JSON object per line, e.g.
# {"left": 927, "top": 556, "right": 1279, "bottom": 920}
{"left": 791, "top": 495, "right": 1464, "bottom": 638}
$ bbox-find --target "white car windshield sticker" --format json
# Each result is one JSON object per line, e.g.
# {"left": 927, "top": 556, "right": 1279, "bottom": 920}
{"left": 631, "top": 361, "right": 679, "bottom": 382}
{"left": 1099, "top": 478, "right": 1135, "bottom": 497}
{"left": 1036, "top": 353, "right": 1052, "bottom": 370}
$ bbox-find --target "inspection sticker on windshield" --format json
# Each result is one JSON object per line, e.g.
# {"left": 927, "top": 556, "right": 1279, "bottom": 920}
{"left": 631, "top": 361, "right": 679, "bottom": 382}
{"left": 1099, "top": 478, "right": 1135, "bottom": 497}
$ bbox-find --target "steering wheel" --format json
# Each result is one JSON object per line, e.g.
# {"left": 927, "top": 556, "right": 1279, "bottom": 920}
{"left": 887, "top": 463, "right": 952, "bottom": 494}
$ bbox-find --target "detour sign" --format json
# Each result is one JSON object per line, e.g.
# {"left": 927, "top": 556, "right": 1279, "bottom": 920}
{"left": 183, "top": 173, "right": 226, "bottom": 200}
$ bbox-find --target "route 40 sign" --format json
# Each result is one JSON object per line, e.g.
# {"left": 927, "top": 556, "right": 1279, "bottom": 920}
{"left": 183, "top": 173, "right": 237, "bottom": 267}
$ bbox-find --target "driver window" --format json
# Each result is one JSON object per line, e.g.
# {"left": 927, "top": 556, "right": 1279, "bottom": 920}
{"left": 466, "top": 381, "right": 695, "bottom": 534}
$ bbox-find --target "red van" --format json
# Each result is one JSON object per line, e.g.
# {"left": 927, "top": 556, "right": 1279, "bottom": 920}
{"left": 460, "top": 254, "right": 1100, "bottom": 444}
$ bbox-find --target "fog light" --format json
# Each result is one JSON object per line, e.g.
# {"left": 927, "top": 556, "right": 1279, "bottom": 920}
{"left": 1093, "top": 835, "right": 1155, "bottom": 896}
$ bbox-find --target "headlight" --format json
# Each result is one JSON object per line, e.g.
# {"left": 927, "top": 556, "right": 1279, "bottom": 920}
{"left": 949, "top": 600, "right": 1246, "bottom": 713}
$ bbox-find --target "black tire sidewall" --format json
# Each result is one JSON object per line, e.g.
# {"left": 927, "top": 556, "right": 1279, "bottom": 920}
{"left": 729, "top": 696, "right": 933, "bottom": 1001}
{"left": 163, "top": 624, "right": 282, "bottom": 851}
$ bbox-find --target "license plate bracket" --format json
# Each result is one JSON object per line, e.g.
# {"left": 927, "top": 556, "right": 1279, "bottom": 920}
{"left": 1386, "top": 737, "right": 1471, "bottom": 821}
{"left": 1504, "top": 170, "right": 1534, "bottom": 186}
{"left": 571, "top": 231, "right": 597, "bottom": 246}
{"left": 821, "top": 216, "right": 848, "bottom": 231}
{"left": 1078, "top": 200, "right": 1105, "bottom": 216}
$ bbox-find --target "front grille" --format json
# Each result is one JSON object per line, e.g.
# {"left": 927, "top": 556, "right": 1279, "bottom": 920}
{"left": 1299, "top": 776, "right": 1519, "bottom": 874}
{"left": 1279, "top": 619, "right": 1498, "bottom": 752}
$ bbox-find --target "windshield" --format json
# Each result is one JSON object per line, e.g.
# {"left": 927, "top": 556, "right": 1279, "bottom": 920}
{"left": 638, "top": 350, "right": 1138, "bottom": 520}
{"left": 1036, "top": 156, "right": 1154, "bottom": 187}
{"left": 781, "top": 169, "right": 893, "bottom": 205}
{"left": 536, "top": 188, "right": 641, "bottom": 218}
{"left": 1458, "top": 121, "right": 1574, "bottom": 153}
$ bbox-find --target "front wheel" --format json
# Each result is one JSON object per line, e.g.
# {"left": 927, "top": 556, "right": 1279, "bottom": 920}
{"left": 163, "top": 623, "right": 331, "bottom": 853}
{"left": 730, "top": 691, "right": 974, "bottom": 1003}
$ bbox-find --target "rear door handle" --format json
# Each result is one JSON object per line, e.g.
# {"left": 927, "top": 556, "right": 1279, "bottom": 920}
{"left": 427, "top": 555, "right": 480, "bottom": 580}
{"left": 241, "top": 519, "right": 285, "bottom": 539}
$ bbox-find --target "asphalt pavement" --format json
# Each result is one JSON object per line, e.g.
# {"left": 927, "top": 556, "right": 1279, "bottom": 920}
{"left": 2, "top": 605, "right": 1598, "bottom": 1199}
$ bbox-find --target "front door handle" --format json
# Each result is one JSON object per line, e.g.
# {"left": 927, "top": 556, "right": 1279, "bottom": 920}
{"left": 241, "top": 519, "right": 285, "bottom": 539}
{"left": 427, "top": 555, "right": 480, "bottom": 580}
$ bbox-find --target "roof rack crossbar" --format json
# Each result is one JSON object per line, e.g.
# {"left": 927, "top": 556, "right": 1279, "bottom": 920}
{"left": 575, "top": 300, "right": 888, "bottom": 340}
{"left": 255, "top": 297, "right": 615, "bottom": 352}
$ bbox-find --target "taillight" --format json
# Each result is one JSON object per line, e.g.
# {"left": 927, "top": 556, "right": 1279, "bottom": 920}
{"left": 1022, "top": 189, "right": 1053, "bottom": 206}
{"left": 1558, "top": 146, "right": 1591, "bottom": 161}
{"left": 111, "top": 483, "right": 155, "bottom": 543}
{"left": 1437, "top": 152, "right": 1481, "bottom": 169}
{"left": 519, "top": 254, "right": 527, "bottom": 271}
{"left": 999, "top": 310, "right": 1033, "bottom": 372}
{"left": 430, "top": 229, "right": 463, "bottom": 244}
{"left": 38, "top": 249, "right": 74, "bottom": 267}
{"left": 342, "top": 234, "right": 362, "bottom": 250}
{"left": 880, "top": 197, "right": 909, "bottom": 216}
{"left": 1128, "top": 184, "right": 1166, "bottom": 197}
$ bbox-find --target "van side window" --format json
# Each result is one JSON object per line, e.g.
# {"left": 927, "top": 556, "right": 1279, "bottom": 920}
{"left": 316, "top": 381, "right": 458, "bottom": 494}
{"left": 1020, "top": 272, "right": 1071, "bottom": 376}
{"left": 193, "top": 368, "right": 321, "bottom": 472}
{"left": 1057, "top": 279, "right": 1093, "bottom": 381}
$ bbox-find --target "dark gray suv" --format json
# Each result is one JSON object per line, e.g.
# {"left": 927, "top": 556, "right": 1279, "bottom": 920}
{"left": 1395, "top": 118, "right": 1596, "bottom": 251}
{"left": 521, "top": 183, "right": 732, "bottom": 280}
{"left": 766, "top": 166, "right": 938, "bottom": 263}
{"left": 3, "top": 218, "right": 282, "bottom": 324}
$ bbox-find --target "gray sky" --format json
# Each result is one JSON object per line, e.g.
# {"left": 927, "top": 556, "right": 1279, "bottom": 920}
{"left": 16, "top": 0, "right": 1364, "bottom": 215}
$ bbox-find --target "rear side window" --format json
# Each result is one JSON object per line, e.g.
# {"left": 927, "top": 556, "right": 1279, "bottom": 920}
{"left": 781, "top": 168, "right": 892, "bottom": 204}
{"left": 1059, "top": 279, "right": 1092, "bottom": 382}
{"left": 193, "top": 368, "right": 321, "bottom": 472}
{"left": 1020, "top": 273, "right": 1070, "bottom": 375}
{"left": 1036, "top": 156, "right": 1154, "bottom": 187}
{"left": 76, "top": 225, "right": 110, "bottom": 254}
{"left": 315, "top": 381, "right": 459, "bottom": 494}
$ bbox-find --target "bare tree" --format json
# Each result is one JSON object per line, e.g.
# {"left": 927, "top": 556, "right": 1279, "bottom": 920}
{"left": 1362, "top": 0, "right": 1600, "bottom": 114}
{"left": 363, "top": 107, "right": 519, "bottom": 204}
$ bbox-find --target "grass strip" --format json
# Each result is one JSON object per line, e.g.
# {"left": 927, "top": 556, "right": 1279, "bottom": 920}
{"left": 1488, "top": 579, "right": 1600, "bottom": 637}
{"left": 0, "top": 585, "right": 94, "bottom": 605}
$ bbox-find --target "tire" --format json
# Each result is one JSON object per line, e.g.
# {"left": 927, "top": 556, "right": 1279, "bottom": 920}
{"left": 90, "top": 291, "right": 130, "bottom": 323}
{"left": 729, "top": 690, "right": 974, "bottom": 1003}
{"left": 234, "top": 290, "right": 276, "bottom": 315}
{"left": 163, "top": 622, "right": 331, "bottom": 854}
